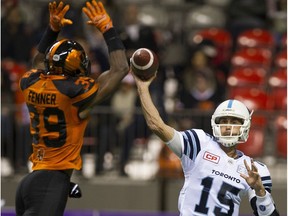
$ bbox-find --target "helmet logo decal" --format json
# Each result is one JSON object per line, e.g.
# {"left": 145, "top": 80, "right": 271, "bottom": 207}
{"left": 227, "top": 99, "right": 234, "bottom": 108}
{"left": 53, "top": 54, "right": 60, "bottom": 61}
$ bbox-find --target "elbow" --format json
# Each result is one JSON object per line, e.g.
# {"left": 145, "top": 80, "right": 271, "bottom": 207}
{"left": 110, "top": 50, "right": 129, "bottom": 77}
{"left": 111, "top": 59, "right": 129, "bottom": 80}
{"left": 32, "top": 53, "right": 45, "bottom": 69}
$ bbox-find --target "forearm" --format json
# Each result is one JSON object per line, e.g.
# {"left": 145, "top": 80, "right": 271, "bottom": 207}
{"left": 103, "top": 28, "right": 127, "bottom": 76}
{"left": 137, "top": 85, "right": 174, "bottom": 142}
{"left": 32, "top": 26, "right": 60, "bottom": 69}
{"left": 93, "top": 28, "right": 129, "bottom": 104}
{"left": 108, "top": 49, "right": 128, "bottom": 78}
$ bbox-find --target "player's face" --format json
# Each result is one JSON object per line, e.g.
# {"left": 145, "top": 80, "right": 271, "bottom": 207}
{"left": 218, "top": 117, "right": 243, "bottom": 136}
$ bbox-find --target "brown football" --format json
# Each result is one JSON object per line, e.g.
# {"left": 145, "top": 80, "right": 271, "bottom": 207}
{"left": 130, "top": 48, "right": 159, "bottom": 81}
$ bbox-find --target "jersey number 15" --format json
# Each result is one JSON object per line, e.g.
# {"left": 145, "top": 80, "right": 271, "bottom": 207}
{"left": 195, "top": 177, "right": 240, "bottom": 215}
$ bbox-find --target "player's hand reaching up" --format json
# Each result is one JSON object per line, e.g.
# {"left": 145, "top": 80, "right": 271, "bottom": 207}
{"left": 82, "top": 0, "right": 113, "bottom": 33}
{"left": 49, "top": 1, "right": 73, "bottom": 32}
{"left": 240, "top": 159, "right": 266, "bottom": 197}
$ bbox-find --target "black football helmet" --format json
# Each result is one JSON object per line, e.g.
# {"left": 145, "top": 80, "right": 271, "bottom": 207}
{"left": 44, "top": 39, "right": 91, "bottom": 77}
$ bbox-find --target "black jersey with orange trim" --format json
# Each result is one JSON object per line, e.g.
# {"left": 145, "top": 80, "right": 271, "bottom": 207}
{"left": 20, "top": 69, "right": 99, "bottom": 171}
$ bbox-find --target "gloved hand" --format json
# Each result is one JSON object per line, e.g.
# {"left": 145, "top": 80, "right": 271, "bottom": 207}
{"left": 82, "top": 0, "right": 113, "bottom": 33}
{"left": 69, "top": 182, "right": 82, "bottom": 198}
{"left": 49, "top": 1, "right": 73, "bottom": 32}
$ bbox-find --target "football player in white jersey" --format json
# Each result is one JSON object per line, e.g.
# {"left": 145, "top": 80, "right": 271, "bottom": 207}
{"left": 131, "top": 71, "right": 280, "bottom": 216}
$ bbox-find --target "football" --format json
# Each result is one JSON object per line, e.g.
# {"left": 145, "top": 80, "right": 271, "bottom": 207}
{"left": 130, "top": 48, "right": 159, "bottom": 81}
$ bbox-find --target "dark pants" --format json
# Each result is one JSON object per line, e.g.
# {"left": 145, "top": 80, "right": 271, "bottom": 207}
{"left": 15, "top": 170, "right": 70, "bottom": 216}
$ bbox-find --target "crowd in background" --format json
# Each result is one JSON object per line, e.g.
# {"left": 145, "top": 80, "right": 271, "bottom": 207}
{"left": 1, "top": 0, "right": 287, "bottom": 178}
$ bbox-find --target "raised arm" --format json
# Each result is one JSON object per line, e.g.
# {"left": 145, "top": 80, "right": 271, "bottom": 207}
{"left": 132, "top": 72, "right": 174, "bottom": 142}
{"left": 79, "top": 0, "right": 129, "bottom": 118}
{"left": 33, "top": 1, "right": 73, "bottom": 69}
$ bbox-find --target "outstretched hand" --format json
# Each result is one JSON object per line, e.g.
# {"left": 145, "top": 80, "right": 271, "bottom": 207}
{"left": 82, "top": 0, "right": 113, "bottom": 33}
{"left": 240, "top": 159, "right": 266, "bottom": 197}
{"left": 49, "top": 1, "right": 73, "bottom": 32}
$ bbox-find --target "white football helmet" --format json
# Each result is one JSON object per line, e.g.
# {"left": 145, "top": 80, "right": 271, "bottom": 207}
{"left": 211, "top": 99, "right": 253, "bottom": 147}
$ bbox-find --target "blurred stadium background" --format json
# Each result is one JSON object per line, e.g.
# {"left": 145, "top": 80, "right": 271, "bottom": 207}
{"left": 1, "top": 0, "right": 287, "bottom": 215}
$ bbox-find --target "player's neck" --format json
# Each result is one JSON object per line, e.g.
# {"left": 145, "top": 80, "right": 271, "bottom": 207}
{"left": 220, "top": 144, "right": 238, "bottom": 159}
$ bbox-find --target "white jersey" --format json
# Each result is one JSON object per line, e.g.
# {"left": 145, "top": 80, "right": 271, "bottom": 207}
{"left": 168, "top": 129, "right": 273, "bottom": 216}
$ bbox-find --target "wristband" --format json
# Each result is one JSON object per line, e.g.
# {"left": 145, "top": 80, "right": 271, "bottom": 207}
{"left": 38, "top": 26, "right": 60, "bottom": 53}
{"left": 256, "top": 191, "right": 275, "bottom": 216}
{"left": 103, "top": 28, "right": 125, "bottom": 53}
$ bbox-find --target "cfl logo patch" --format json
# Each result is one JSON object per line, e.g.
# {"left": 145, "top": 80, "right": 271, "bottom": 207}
{"left": 203, "top": 151, "right": 220, "bottom": 164}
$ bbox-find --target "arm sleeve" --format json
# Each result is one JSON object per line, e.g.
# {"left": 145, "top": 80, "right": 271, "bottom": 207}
{"left": 166, "top": 129, "right": 183, "bottom": 158}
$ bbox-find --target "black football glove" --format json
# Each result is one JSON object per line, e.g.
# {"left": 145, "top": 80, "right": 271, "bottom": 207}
{"left": 69, "top": 182, "right": 82, "bottom": 198}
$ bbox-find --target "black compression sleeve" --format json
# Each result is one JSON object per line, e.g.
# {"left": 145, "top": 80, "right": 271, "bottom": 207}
{"left": 38, "top": 26, "right": 60, "bottom": 53}
{"left": 103, "top": 28, "right": 125, "bottom": 53}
